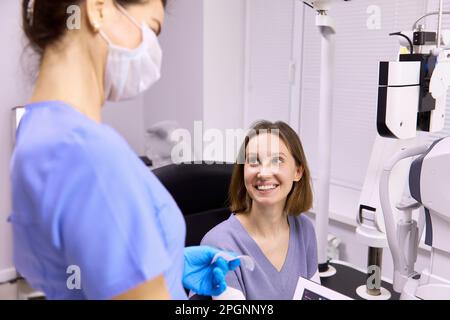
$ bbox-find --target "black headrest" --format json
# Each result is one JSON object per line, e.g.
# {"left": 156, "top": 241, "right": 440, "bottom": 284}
{"left": 153, "top": 162, "right": 234, "bottom": 215}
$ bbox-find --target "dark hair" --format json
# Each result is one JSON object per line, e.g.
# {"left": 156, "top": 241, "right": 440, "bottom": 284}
{"left": 229, "top": 120, "right": 313, "bottom": 216}
{"left": 22, "top": 0, "right": 165, "bottom": 55}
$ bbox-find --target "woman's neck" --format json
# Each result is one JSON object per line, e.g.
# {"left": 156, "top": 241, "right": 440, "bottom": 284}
{"left": 31, "top": 39, "right": 104, "bottom": 122}
{"left": 240, "top": 202, "right": 289, "bottom": 239}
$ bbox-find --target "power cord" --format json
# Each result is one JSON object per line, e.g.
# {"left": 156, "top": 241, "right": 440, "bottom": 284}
{"left": 389, "top": 32, "right": 414, "bottom": 54}
{"left": 303, "top": 1, "right": 314, "bottom": 9}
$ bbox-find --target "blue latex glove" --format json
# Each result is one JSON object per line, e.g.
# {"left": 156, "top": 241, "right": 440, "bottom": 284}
{"left": 182, "top": 246, "right": 241, "bottom": 296}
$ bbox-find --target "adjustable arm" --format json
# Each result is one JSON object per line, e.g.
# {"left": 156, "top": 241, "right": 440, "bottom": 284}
{"left": 379, "top": 144, "right": 428, "bottom": 292}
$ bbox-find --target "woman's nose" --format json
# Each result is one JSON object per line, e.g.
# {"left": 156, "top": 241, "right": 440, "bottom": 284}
{"left": 257, "top": 164, "right": 273, "bottom": 177}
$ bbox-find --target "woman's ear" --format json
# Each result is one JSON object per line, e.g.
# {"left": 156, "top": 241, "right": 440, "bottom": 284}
{"left": 294, "top": 166, "right": 303, "bottom": 182}
{"left": 86, "top": 0, "right": 106, "bottom": 32}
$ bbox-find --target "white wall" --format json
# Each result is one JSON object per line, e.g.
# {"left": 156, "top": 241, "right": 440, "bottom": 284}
{"left": 102, "top": 99, "right": 146, "bottom": 156}
{"left": 142, "top": 0, "right": 246, "bottom": 163}
{"left": 243, "top": 0, "right": 297, "bottom": 127}
{"left": 143, "top": 0, "right": 204, "bottom": 155}
{"left": 203, "top": 0, "right": 245, "bottom": 162}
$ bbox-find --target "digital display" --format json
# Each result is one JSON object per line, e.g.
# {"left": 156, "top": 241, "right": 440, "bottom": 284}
{"left": 301, "top": 288, "right": 330, "bottom": 300}
{"left": 293, "top": 277, "right": 352, "bottom": 300}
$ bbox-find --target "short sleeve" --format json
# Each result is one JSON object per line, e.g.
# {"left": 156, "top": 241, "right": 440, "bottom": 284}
{"left": 43, "top": 133, "right": 171, "bottom": 299}
{"left": 301, "top": 216, "right": 318, "bottom": 279}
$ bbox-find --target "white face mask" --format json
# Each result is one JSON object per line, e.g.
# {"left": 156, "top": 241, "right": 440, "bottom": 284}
{"left": 99, "top": 5, "right": 162, "bottom": 102}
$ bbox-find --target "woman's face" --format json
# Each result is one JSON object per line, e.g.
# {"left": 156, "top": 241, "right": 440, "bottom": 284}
{"left": 92, "top": 0, "right": 165, "bottom": 49}
{"left": 244, "top": 133, "right": 303, "bottom": 210}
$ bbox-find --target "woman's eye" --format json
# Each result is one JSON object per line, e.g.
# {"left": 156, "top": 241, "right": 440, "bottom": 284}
{"left": 248, "top": 157, "right": 259, "bottom": 165}
{"left": 272, "top": 157, "right": 283, "bottom": 164}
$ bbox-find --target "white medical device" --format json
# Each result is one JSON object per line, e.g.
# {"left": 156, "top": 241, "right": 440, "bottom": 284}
{"left": 377, "top": 47, "right": 449, "bottom": 140}
{"left": 359, "top": 1, "right": 450, "bottom": 299}
{"left": 380, "top": 137, "right": 450, "bottom": 299}
{"left": 377, "top": 18, "right": 450, "bottom": 139}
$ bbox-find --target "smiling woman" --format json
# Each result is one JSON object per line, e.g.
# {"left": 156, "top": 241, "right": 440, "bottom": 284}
{"left": 231, "top": 120, "right": 313, "bottom": 217}
{"left": 199, "top": 120, "right": 319, "bottom": 300}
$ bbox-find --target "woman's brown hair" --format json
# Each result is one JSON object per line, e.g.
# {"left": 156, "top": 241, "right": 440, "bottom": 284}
{"left": 22, "top": 0, "right": 166, "bottom": 55}
{"left": 229, "top": 120, "right": 313, "bottom": 216}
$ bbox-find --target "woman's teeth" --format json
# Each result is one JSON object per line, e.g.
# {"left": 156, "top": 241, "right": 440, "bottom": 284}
{"left": 256, "top": 184, "right": 278, "bottom": 191}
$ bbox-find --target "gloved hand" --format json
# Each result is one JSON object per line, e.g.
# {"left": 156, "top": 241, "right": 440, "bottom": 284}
{"left": 182, "top": 246, "right": 241, "bottom": 296}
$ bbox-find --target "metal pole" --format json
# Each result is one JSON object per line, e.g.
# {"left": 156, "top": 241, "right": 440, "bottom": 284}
{"left": 316, "top": 11, "right": 335, "bottom": 273}
{"left": 366, "top": 247, "right": 383, "bottom": 296}
{"left": 437, "top": 0, "right": 443, "bottom": 48}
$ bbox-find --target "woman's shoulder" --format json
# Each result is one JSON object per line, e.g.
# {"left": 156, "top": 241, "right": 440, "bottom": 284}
{"left": 16, "top": 102, "right": 119, "bottom": 160}
{"left": 292, "top": 213, "right": 316, "bottom": 235}
{"left": 30, "top": 101, "right": 128, "bottom": 144}
{"left": 49, "top": 127, "right": 127, "bottom": 170}
{"left": 200, "top": 214, "right": 239, "bottom": 248}
{"left": 13, "top": 119, "right": 135, "bottom": 191}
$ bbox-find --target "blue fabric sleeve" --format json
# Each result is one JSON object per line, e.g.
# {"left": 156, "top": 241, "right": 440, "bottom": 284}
{"left": 42, "top": 131, "right": 171, "bottom": 299}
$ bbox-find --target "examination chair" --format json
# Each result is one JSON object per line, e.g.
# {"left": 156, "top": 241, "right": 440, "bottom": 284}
{"left": 153, "top": 162, "right": 234, "bottom": 247}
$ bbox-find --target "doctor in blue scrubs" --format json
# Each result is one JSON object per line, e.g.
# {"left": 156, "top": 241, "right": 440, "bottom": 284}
{"left": 9, "top": 0, "right": 238, "bottom": 299}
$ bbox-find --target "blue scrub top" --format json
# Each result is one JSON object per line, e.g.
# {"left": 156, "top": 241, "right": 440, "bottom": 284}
{"left": 9, "top": 101, "right": 187, "bottom": 300}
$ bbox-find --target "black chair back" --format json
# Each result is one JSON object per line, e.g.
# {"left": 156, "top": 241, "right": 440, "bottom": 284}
{"left": 153, "top": 162, "right": 234, "bottom": 246}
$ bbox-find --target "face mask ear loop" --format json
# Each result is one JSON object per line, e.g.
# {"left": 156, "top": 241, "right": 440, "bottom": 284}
{"left": 116, "top": 3, "right": 142, "bottom": 30}
{"left": 98, "top": 29, "right": 113, "bottom": 46}
{"left": 97, "top": 4, "right": 142, "bottom": 48}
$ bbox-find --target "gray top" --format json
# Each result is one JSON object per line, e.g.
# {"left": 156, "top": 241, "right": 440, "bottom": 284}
{"left": 201, "top": 213, "right": 318, "bottom": 300}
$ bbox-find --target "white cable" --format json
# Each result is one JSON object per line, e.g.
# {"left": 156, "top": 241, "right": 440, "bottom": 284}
{"left": 412, "top": 11, "right": 450, "bottom": 30}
